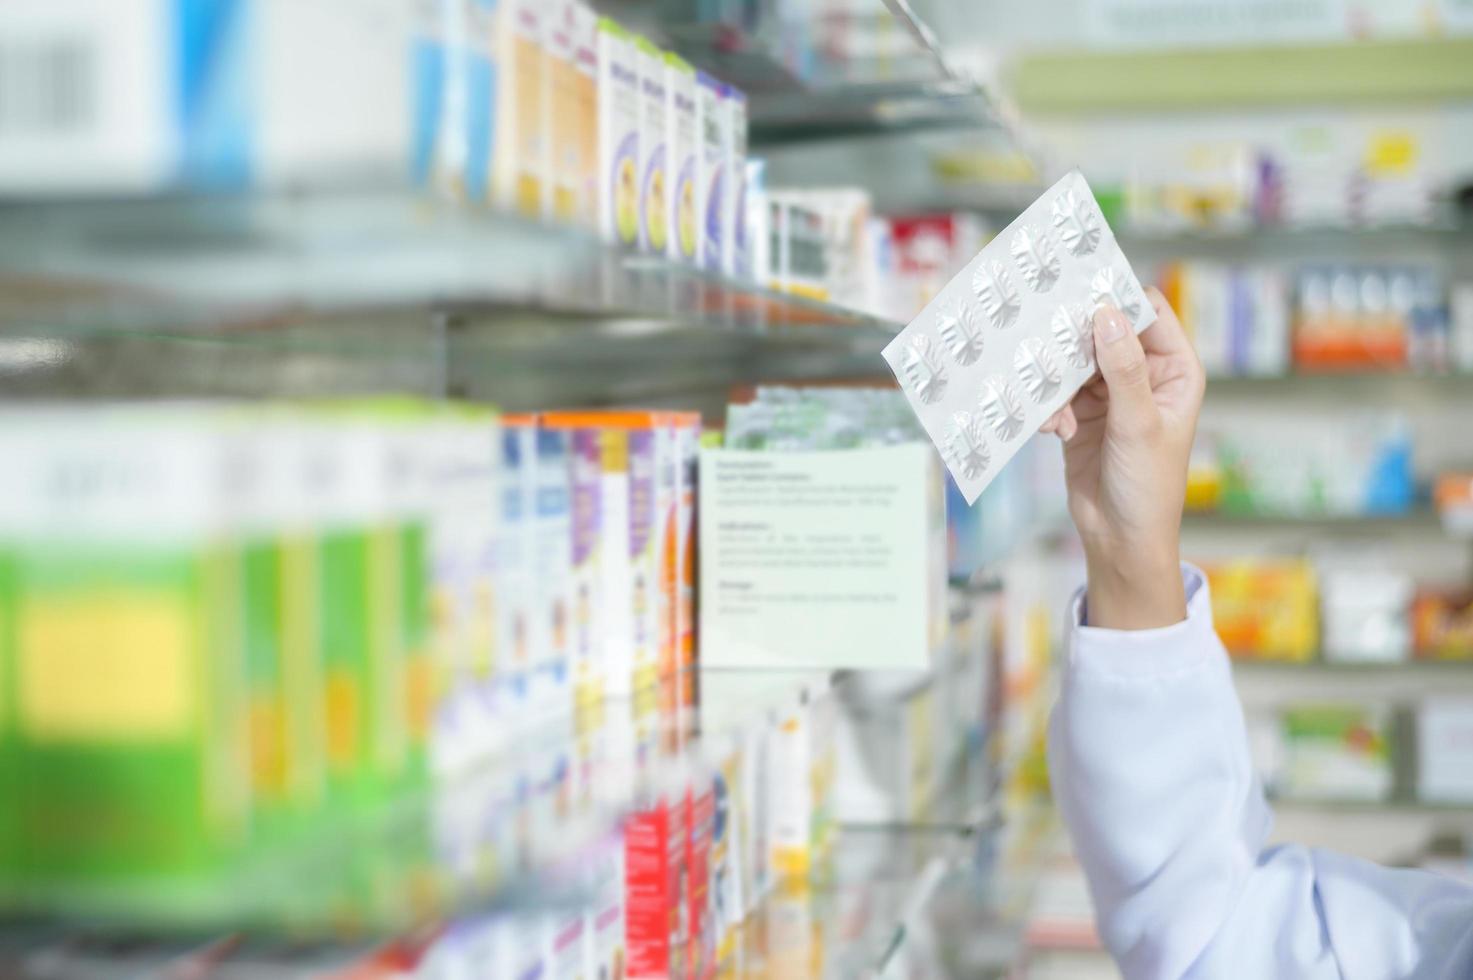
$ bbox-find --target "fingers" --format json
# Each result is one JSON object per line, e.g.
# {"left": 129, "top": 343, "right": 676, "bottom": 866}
{"left": 1056, "top": 404, "right": 1078, "bottom": 441}
{"left": 1137, "top": 287, "right": 1194, "bottom": 359}
{"left": 1091, "top": 305, "right": 1159, "bottom": 439}
{"left": 1039, "top": 405, "right": 1078, "bottom": 441}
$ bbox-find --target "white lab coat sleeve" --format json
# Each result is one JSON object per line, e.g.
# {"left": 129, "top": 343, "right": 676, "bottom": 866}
{"left": 1047, "top": 563, "right": 1473, "bottom": 980}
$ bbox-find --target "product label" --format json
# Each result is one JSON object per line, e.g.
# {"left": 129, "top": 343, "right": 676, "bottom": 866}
{"left": 465, "top": 0, "right": 499, "bottom": 203}
{"left": 625, "top": 799, "right": 687, "bottom": 978}
{"left": 511, "top": 2, "right": 546, "bottom": 215}
{"left": 18, "top": 585, "right": 195, "bottom": 741}
{"left": 598, "top": 24, "right": 640, "bottom": 246}
{"left": 698, "top": 445, "right": 937, "bottom": 670}
{"left": 637, "top": 45, "right": 668, "bottom": 255}
{"left": 548, "top": 2, "right": 580, "bottom": 220}
{"left": 726, "top": 91, "right": 749, "bottom": 278}
{"left": 698, "top": 77, "right": 725, "bottom": 272}
{"left": 569, "top": 429, "right": 603, "bottom": 710}
{"left": 667, "top": 61, "right": 698, "bottom": 263}
{"left": 572, "top": 4, "right": 599, "bottom": 229}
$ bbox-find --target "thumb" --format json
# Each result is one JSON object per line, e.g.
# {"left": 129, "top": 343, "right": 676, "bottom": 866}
{"left": 1092, "top": 305, "right": 1158, "bottom": 437}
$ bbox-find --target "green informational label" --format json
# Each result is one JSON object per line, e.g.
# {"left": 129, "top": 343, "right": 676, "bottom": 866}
{"left": 8, "top": 543, "right": 250, "bottom": 907}
{"left": 319, "top": 529, "right": 376, "bottom": 809}
{"left": 0, "top": 551, "right": 14, "bottom": 893}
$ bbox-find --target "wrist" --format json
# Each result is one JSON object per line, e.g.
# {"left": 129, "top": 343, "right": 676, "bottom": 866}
{"left": 1084, "top": 543, "right": 1186, "bottom": 631}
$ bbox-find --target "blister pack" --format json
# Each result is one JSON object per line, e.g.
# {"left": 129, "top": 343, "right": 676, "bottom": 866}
{"left": 882, "top": 170, "right": 1156, "bottom": 504}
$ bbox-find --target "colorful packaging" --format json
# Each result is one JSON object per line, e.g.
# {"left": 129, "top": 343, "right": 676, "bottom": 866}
{"left": 666, "top": 54, "right": 700, "bottom": 265}
{"left": 674, "top": 413, "right": 701, "bottom": 710}
{"left": 424, "top": 409, "right": 500, "bottom": 774}
{"left": 600, "top": 425, "right": 639, "bottom": 696}
{"left": 0, "top": 499, "right": 11, "bottom": 885}
{"left": 711, "top": 740, "right": 748, "bottom": 965}
{"left": 493, "top": 0, "right": 548, "bottom": 215}
{"left": 634, "top": 37, "right": 669, "bottom": 257}
{"left": 0, "top": 0, "right": 412, "bottom": 193}
{"left": 411, "top": 0, "right": 462, "bottom": 196}
{"left": 696, "top": 72, "right": 726, "bottom": 272}
{"left": 768, "top": 692, "right": 835, "bottom": 880}
{"left": 463, "top": 0, "right": 500, "bottom": 203}
{"left": 541, "top": 416, "right": 605, "bottom": 718}
{"left": 1203, "top": 559, "right": 1319, "bottom": 661}
{"left": 545, "top": 909, "right": 588, "bottom": 979}
{"left": 531, "top": 425, "right": 574, "bottom": 719}
{"left": 686, "top": 774, "right": 717, "bottom": 980}
{"left": 625, "top": 788, "right": 688, "bottom": 979}
{"left": 883, "top": 170, "right": 1157, "bottom": 504}
{"left": 545, "top": 2, "right": 580, "bottom": 221}
{"left": 584, "top": 836, "right": 626, "bottom": 978}
{"left": 724, "top": 86, "right": 750, "bottom": 280}
{"left": 1413, "top": 589, "right": 1473, "bottom": 660}
{"left": 497, "top": 419, "right": 537, "bottom": 734}
{"left": 0, "top": 410, "right": 251, "bottom": 893}
{"left": 1281, "top": 704, "right": 1393, "bottom": 802}
{"left": 596, "top": 18, "right": 640, "bottom": 247}
{"left": 306, "top": 418, "right": 394, "bottom": 809}
{"left": 235, "top": 418, "right": 326, "bottom": 848}
{"left": 571, "top": 3, "right": 599, "bottom": 230}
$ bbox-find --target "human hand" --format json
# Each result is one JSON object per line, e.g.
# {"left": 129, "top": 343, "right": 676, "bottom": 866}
{"left": 1040, "top": 288, "right": 1205, "bottom": 630}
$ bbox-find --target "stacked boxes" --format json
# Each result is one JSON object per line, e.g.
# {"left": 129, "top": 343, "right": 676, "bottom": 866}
{"left": 0, "top": 402, "right": 715, "bottom": 929}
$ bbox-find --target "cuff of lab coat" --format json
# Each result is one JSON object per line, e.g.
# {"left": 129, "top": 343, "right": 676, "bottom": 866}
{"left": 1068, "top": 563, "right": 1215, "bottom": 678}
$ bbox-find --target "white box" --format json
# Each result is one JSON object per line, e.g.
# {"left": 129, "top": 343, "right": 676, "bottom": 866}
{"left": 724, "top": 86, "right": 750, "bottom": 279}
{"left": 493, "top": 0, "right": 548, "bottom": 216}
{"left": 0, "top": 0, "right": 411, "bottom": 193}
{"left": 1417, "top": 698, "right": 1473, "bottom": 804}
{"left": 634, "top": 36, "right": 668, "bottom": 256}
{"left": 695, "top": 70, "right": 725, "bottom": 272}
{"left": 596, "top": 17, "right": 639, "bottom": 247}
{"left": 666, "top": 54, "right": 699, "bottom": 265}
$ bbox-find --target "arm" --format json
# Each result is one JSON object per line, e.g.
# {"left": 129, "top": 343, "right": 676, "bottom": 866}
{"left": 1042, "top": 294, "right": 1473, "bottom": 979}
{"left": 1051, "top": 564, "right": 1473, "bottom": 979}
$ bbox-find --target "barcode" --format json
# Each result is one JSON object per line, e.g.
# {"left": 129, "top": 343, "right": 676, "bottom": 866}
{"left": 0, "top": 37, "right": 94, "bottom": 136}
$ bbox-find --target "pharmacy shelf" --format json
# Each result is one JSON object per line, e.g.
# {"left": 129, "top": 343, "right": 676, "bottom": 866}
{"left": 1271, "top": 796, "right": 1473, "bottom": 817}
{"left": 1204, "top": 372, "right": 1473, "bottom": 397}
{"left": 1181, "top": 509, "right": 1443, "bottom": 533}
{"left": 1232, "top": 659, "right": 1473, "bottom": 706}
{"left": 1117, "top": 221, "right": 1472, "bottom": 252}
{"left": 1011, "top": 38, "right": 1473, "bottom": 113}
{"left": 0, "top": 191, "right": 901, "bottom": 403}
{"left": 0, "top": 669, "right": 829, "bottom": 945}
{"left": 747, "top": 78, "right": 1007, "bottom": 144}
{"left": 648, "top": 5, "right": 1010, "bottom": 145}
{"left": 1233, "top": 659, "right": 1473, "bottom": 675}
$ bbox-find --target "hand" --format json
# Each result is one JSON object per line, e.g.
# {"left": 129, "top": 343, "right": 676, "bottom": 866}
{"left": 1040, "top": 288, "right": 1205, "bottom": 630}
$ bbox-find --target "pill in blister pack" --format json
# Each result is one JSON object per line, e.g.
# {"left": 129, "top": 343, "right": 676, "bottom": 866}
{"left": 882, "top": 170, "right": 1156, "bottom": 504}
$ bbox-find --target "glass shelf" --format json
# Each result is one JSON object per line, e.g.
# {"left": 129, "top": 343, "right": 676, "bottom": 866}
{"left": 1181, "top": 509, "right": 1443, "bottom": 533}
{"left": 1232, "top": 658, "right": 1473, "bottom": 675}
{"left": 1204, "top": 372, "right": 1473, "bottom": 397}
{"left": 1271, "top": 796, "right": 1473, "bottom": 816}
{"left": 623, "top": 0, "right": 1010, "bottom": 146}
{"left": 0, "top": 669, "right": 828, "bottom": 945}
{"left": 0, "top": 191, "right": 901, "bottom": 403}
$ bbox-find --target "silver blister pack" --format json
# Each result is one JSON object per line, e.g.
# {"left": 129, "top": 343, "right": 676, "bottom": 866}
{"left": 882, "top": 170, "right": 1156, "bottom": 504}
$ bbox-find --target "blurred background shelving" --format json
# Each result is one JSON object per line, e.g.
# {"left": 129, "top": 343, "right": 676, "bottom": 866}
{"left": 4, "top": 1, "right": 1473, "bottom": 979}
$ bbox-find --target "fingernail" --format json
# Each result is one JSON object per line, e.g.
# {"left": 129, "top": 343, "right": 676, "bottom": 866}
{"left": 1094, "top": 308, "right": 1128, "bottom": 344}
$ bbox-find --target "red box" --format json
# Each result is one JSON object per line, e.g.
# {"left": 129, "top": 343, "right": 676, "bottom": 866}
{"left": 625, "top": 794, "right": 687, "bottom": 979}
